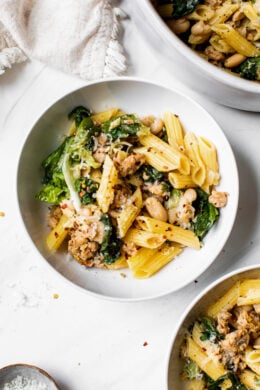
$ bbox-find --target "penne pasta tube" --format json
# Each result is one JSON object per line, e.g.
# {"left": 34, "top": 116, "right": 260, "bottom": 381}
{"left": 187, "top": 5, "right": 214, "bottom": 21}
{"left": 239, "top": 279, "right": 260, "bottom": 295}
{"left": 46, "top": 214, "right": 69, "bottom": 251}
{"left": 127, "top": 243, "right": 182, "bottom": 278}
{"left": 133, "top": 146, "right": 180, "bottom": 172}
{"left": 245, "top": 348, "right": 260, "bottom": 375}
{"left": 206, "top": 281, "right": 241, "bottom": 318}
{"left": 186, "top": 337, "right": 231, "bottom": 387}
{"left": 138, "top": 133, "right": 190, "bottom": 175}
{"left": 211, "top": 24, "right": 260, "bottom": 57}
{"left": 209, "top": 4, "right": 239, "bottom": 25}
{"left": 96, "top": 155, "right": 118, "bottom": 213}
{"left": 198, "top": 136, "right": 219, "bottom": 173}
{"left": 135, "top": 216, "right": 200, "bottom": 250}
{"left": 116, "top": 188, "right": 143, "bottom": 238}
{"left": 168, "top": 172, "right": 196, "bottom": 189}
{"left": 163, "top": 111, "right": 184, "bottom": 148}
{"left": 184, "top": 132, "right": 206, "bottom": 187}
{"left": 124, "top": 228, "right": 166, "bottom": 249}
{"left": 239, "top": 369, "right": 260, "bottom": 389}
{"left": 237, "top": 288, "right": 260, "bottom": 306}
{"left": 91, "top": 107, "right": 119, "bottom": 123}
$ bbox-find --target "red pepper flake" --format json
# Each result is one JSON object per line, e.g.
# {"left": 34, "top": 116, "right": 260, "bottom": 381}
{"left": 54, "top": 232, "right": 59, "bottom": 238}
{"left": 143, "top": 341, "right": 148, "bottom": 347}
{"left": 61, "top": 204, "right": 67, "bottom": 209}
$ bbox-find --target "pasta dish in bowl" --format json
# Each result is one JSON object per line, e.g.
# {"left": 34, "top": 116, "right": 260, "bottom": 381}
{"left": 156, "top": 0, "right": 260, "bottom": 82}
{"left": 16, "top": 78, "right": 238, "bottom": 300}
{"left": 129, "top": 1, "right": 260, "bottom": 111}
{"left": 166, "top": 265, "right": 260, "bottom": 390}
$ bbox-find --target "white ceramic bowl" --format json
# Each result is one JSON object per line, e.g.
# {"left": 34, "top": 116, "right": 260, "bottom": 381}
{"left": 17, "top": 77, "right": 238, "bottom": 301}
{"left": 130, "top": 0, "right": 260, "bottom": 112}
{"left": 165, "top": 264, "right": 260, "bottom": 389}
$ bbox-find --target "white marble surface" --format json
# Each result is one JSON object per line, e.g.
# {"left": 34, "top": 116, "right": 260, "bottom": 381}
{"left": 0, "top": 3, "right": 260, "bottom": 390}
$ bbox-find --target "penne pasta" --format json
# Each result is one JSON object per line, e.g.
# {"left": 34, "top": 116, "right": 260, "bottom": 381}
{"left": 133, "top": 146, "right": 180, "bottom": 172}
{"left": 96, "top": 155, "right": 118, "bottom": 213}
{"left": 135, "top": 216, "right": 200, "bottom": 250}
{"left": 184, "top": 132, "right": 206, "bottom": 187}
{"left": 46, "top": 214, "right": 69, "bottom": 251}
{"left": 163, "top": 111, "right": 184, "bottom": 148}
{"left": 239, "top": 369, "right": 260, "bottom": 389}
{"left": 116, "top": 187, "right": 142, "bottom": 238}
{"left": 212, "top": 24, "right": 260, "bottom": 57}
{"left": 138, "top": 133, "right": 190, "bottom": 175}
{"left": 127, "top": 243, "right": 182, "bottom": 279}
{"left": 124, "top": 228, "right": 166, "bottom": 249}
{"left": 91, "top": 107, "right": 119, "bottom": 122}
{"left": 206, "top": 281, "right": 241, "bottom": 318}
{"left": 168, "top": 172, "right": 196, "bottom": 189}
{"left": 186, "top": 337, "right": 231, "bottom": 387}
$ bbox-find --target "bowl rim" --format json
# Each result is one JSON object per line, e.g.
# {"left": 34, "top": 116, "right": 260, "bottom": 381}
{"left": 16, "top": 75, "right": 239, "bottom": 302}
{"left": 138, "top": 0, "right": 260, "bottom": 94}
{"left": 163, "top": 263, "right": 260, "bottom": 389}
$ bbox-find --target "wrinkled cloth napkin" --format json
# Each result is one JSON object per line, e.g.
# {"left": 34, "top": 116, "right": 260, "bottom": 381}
{"left": 0, "top": 0, "right": 126, "bottom": 79}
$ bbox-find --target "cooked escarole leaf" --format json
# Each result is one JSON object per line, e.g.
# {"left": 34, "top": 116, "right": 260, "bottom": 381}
{"left": 36, "top": 137, "right": 71, "bottom": 204}
{"left": 68, "top": 105, "right": 91, "bottom": 127}
{"left": 183, "top": 359, "right": 202, "bottom": 381}
{"left": 191, "top": 189, "right": 219, "bottom": 240}
{"left": 157, "top": 0, "right": 202, "bottom": 19}
{"left": 37, "top": 118, "right": 100, "bottom": 206}
{"left": 100, "top": 214, "right": 122, "bottom": 264}
{"left": 74, "top": 116, "right": 101, "bottom": 151}
{"left": 200, "top": 317, "right": 223, "bottom": 342}
{"left": 141, "top": 165, "right": 164, "bottom": 182}
{"left": 102, "top": 114, "right": 143, "bottom": 141}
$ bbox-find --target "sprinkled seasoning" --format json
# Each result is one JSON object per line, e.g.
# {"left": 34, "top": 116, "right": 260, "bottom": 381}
{"left": 3, "top": 375, "right": 48, "bottom": 390}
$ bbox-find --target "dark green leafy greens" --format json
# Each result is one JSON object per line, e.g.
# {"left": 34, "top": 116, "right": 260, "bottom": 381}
{"left": 205, "top": 372, "right": 248, "bottom": 390}
{"left": 36, "top": 137, "right": 72, "bottom": 204}
{"left": 200, "top": 317, "right": 223, "bottom": 342}
{"left": 191, "top": 189, "right": 219, "bottom": 240}
{"left": 75, "top": 116, "right": 100, "bottom": 151}
{"left": 141, "top": 165, "right": 164, "bottom": 182}
{"left": 68, "top": 105, "right": 91, "bottom": 127}
{"left": 37, "top": 109, "right": 100, "bottom": 206}
{"left": 157, "top": 0, "right": 202, "bottom": 19}
{"left": 102, "top": 114, "right": 143, "bottom": 141}
{"left": 100, "top": 214, "right": 122, "bottom": 265}
{"left": 239, "top": 57, "right": 260, "bottom": 81}
{"left": 75, "top": 177, "right": 99, "bottom": 205}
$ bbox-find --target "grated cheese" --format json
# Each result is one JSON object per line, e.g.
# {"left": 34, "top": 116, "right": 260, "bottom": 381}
{"left": 3, "top": 375, "right": 49, "bottom": 390}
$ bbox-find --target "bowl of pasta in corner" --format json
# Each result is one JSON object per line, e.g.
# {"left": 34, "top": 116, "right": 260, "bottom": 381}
{"left": 17, "top": 77, "right": 238, "bottom": 301}
{"left": 166, "top": 265, "right": 260, "bottom": 390}
{"left": 130, "top": 0, "right": 260, "bottom": 112}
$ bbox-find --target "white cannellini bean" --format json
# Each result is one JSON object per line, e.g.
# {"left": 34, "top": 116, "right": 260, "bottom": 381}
{"left": 145, "top": 197, "right": 168, "bottom": 222}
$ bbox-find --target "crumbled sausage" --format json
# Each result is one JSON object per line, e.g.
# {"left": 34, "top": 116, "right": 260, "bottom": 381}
{"left": 209, "top": 190, "right": 228, "bottom": 208}
{"left": 113, "top": 152, "right": 145, "bottom": 177}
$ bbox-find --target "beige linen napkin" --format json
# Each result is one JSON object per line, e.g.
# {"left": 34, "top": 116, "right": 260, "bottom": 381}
{"left": 0, "top": 0, "right": 126, "bottom": 78}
